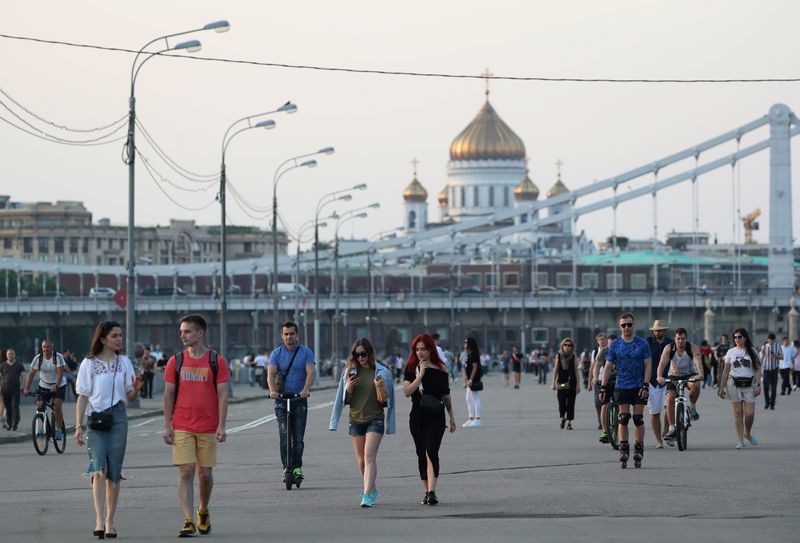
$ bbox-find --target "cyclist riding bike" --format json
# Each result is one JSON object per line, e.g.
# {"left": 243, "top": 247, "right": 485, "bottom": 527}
{"left": 656, "top": 328, "right": 704, "bottom": 445}
{"left": 23, "top": 340, "right": 67, "bottom": 441}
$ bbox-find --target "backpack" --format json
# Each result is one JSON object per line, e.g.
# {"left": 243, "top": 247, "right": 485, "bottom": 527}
{"left": 174, "top": 350, "right": 218, "bottom": 401}
{"left": 669, "top": 342, "right": 694, "bottom": 359}
{"left": 33, "top": 352, "right": 63, "bottom": 371}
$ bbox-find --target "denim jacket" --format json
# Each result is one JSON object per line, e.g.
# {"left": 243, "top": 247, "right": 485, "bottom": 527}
{"left": 329, "top": 362, "right": 395, "bottom": 435}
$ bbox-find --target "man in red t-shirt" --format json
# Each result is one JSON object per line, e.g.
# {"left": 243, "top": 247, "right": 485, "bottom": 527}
{"left": 163, "top": 314, "right": 229, "bottom": 537}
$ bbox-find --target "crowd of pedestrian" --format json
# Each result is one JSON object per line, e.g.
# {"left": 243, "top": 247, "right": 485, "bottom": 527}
{"left": 0, "top": 309, "right": 797, "bottom": 538}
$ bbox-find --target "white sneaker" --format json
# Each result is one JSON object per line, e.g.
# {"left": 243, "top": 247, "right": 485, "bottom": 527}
{"left": 462, "top": 420, "right": 474, "bottom": 428}
{"left": 471, "top": 419, "right": 481, "bottom": 427}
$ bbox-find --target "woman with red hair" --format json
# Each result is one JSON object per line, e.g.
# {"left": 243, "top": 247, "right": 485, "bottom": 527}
{"left": 403, "top": 333, "right": 457, "bottom": 506}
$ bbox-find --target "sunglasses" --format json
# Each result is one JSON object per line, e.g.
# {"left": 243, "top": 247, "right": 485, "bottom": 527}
{"left": 563, "top": 344, "right": 574, "bottom": 348}
{"left": 733, "top": 335, "right": 744, "bottom": 340}
{"left": 354, "top": 351, "right": 369, "bottom": 358}
{"left": 620, "top": 323, "right": 633, "bottom": 328}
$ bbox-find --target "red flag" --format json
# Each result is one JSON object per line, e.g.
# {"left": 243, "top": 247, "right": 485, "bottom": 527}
{"left": 113, "top": 288, "right": 127, "bottom": 309}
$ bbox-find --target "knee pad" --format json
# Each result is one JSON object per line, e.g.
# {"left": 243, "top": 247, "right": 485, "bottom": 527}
{"left": 632, "top": 414, "right": 644, "bottom": 427}
{"left": 618, "top": 412, "right": 631, "bottom": 426}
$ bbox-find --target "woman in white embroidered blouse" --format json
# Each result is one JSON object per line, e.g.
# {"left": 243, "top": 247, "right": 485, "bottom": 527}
{"left": 74, "top": 321, "right": 142, "bottom": 539}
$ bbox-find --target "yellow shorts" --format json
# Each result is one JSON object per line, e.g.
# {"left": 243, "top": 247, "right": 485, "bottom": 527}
{"left": 172, "top": 430, "right": 217, "bottom": 467}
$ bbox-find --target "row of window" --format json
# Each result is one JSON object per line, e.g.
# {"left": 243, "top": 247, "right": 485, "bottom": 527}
{"left": 462, "top": 271, "right": 650, "bottom": 290}
{"left": 449, "top": 185, "right": 512, "bottom": 209}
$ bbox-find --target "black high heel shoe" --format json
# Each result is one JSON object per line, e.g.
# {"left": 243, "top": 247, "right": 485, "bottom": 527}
{"left": 93, "top": 529, "right": 105, "bottom": 539}
{"left": 105, "top": 531, "right": 117, "bottom": 539}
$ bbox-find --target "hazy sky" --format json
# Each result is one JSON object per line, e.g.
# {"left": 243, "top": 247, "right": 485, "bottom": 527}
{"left": 3, "top": 1, "right": 799, "bottom": 252}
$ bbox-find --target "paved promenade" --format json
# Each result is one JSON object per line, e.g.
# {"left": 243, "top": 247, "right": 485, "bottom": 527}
{"left": 0, "top": 372, "right": 797, "bottom": 542}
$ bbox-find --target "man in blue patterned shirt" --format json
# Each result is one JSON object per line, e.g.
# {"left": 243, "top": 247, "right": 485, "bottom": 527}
{"left": 601, "top": 313, "right": 652, "bottom": 468}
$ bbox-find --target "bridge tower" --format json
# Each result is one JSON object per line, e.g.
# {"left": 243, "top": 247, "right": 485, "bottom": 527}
{"left": 768, "top": 104, "right": 795, "bottom": 290}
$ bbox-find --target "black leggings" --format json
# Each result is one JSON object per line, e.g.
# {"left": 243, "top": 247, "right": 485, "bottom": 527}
{"left": 410, "top": 411, "right": 446, "bottom": 480}
{"left": 779, "top": 368, "right": 792, "bottom": 394}
{"left": 557, "top": 388, "right": 577, "bottom": 420}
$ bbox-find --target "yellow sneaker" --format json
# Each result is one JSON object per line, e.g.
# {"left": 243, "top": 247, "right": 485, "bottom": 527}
{"left": 178, "top": 517, "right": 196, "bottom": 537}
{"left": 197, "top": 507, "right": 211, "bottom": 535}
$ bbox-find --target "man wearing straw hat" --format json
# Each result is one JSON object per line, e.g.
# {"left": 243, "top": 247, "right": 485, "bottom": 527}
{"left": 646, "top": 320, "right": 674, "bottom": 448}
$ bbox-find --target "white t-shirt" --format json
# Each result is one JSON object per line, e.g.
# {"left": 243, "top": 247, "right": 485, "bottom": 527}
{"left": 780, "top": 345, "right": 796, "bottom": 370}
{"left": 76, "top": 356, "right": 135, "bottom": 415}
{"left": 255, "top": 354, "right": 269, "bottom": 368}
{"left": 436, "top": 346, "right": 446, "bottom": 364}
{"left": 32, "top": 353, "right": 66, "bottom": 388}
{"left": 724, "top": 347, "right": 756, "bottom": 379}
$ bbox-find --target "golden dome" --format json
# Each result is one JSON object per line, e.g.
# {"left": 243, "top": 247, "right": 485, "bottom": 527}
{"left": 546, "top": 177, "right": 569, "bottom": 199}
{"left": 514, "top": 171, "right": 539, "bottom": 201}
{"left": 437, "top": 185, "right": 449, "bottom": 206}
{"left": 403, "top": 177, "right": 428, "bottom": 202}
{"left": 449, "top": 99, "right": 526, "bottom": 161}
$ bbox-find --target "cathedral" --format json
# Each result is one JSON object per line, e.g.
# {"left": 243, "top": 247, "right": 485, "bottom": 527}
{"left": 402, "top": 86, "right": 575, "bottom": 249}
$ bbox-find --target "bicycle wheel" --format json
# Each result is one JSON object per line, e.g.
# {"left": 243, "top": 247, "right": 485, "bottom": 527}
{"left": 605, "top": 402, "right": 619, "bottom": 450}
{"left": 32, "top": 413, "right": 48, "bottom": 455}
{"left": 52, "top": 413, "right": 67, "bottom": 454}
{"left": 676, "top": 407, "right": 687, "bottom": 451}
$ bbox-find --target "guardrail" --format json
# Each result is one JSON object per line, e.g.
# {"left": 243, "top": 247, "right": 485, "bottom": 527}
{"left": 0, "top": 289, "right": 795, "bottom": 314}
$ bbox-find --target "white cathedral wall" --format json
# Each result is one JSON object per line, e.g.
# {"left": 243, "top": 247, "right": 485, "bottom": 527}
{"left": 446, "top": 159, "right": 526, "bottom": 219}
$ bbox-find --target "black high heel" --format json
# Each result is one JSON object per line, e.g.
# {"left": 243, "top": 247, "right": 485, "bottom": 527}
{"left": 105, "top": 531, "right": 117, "bottom": 539}
{"left": 93, "top": 530, "right": 105, "bottom": 539}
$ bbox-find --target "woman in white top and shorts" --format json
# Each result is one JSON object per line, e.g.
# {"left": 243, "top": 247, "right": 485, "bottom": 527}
{"left": 718, "top": 328, "right": 762, "bottom": 449}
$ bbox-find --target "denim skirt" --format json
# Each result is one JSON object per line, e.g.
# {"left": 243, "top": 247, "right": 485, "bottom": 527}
{"left": 84, "top": 402, "right": 128, "bottom": 483}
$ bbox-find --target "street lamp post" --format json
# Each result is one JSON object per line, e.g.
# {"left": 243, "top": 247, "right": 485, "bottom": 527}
{"left": 295, "top": 215, "right": 335, "bottom": 324}
{"left": 313, "top": 184, "right": 366, "bottom": 383}
{"left": 332, "top": 203, "right": 380, "bottom": 371}
{"left": 125, "top": 20, "right": 229, "bottom": 359}
{"left": 219, "top": 107, "right": 293, "bottom": 385}
{"left": 271, "top": 147, "right": 334, "bottom": 347}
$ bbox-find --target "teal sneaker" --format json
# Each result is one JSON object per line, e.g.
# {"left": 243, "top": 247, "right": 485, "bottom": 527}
{"left": 369, "top": 489, "right": 380, "bottom": 503}
{"left": 360, "top": 492, "right": 374, "bottom": 508}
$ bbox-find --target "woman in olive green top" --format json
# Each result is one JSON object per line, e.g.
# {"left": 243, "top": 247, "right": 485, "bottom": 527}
{"left": 329, "top": 338, "right": 396, "bottom": 507}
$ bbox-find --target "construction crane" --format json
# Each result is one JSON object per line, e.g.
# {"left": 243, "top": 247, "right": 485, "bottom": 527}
{"left": 742, "top": 208, "right": 761, "bottom": 244}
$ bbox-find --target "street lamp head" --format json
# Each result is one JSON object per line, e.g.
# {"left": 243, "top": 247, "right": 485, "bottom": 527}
{"left": 319, "top": 146, "right": 335, "bottom": 155}
{"left": 368, "top": 202, "right": 380, "bottom": 209}
{"left": 356, "top": 213, "right": 368, "bottom": 219}
{"left": 338, "top": 194, "right": 353, "bottom": 202}
{"left": 204, "top": 20, "right": 231, "bottom": 32}
{"left": 318, "top": 221, "right": 329, "bottom": 228}
{"left": 329, "top": 211, "right": 340, "bottom": 220}
{"left": 301, "top": 159, "right": 318, "bottom": 168}
{"left": 352, "top": 183, "right": 367, "bottom": 190}
{"left": 175, "top": 39, "right": 202, "bottom": 53}
{"left": 256, "top": 119, "right": 277, "bottom": 129}
{"left": 278, "top": 101, "right": 298, "bottom": 114}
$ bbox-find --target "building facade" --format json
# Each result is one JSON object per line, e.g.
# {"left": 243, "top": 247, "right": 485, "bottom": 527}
{"left": 0, "top": 196, "right": 287, "bottom": 266}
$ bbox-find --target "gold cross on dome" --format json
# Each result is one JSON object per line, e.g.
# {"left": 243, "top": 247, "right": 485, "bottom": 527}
{"left": 555, "top": 159, "right": 563, "bottom": 180}
{"left": 481, "top": 68, "right": 493, "bottom": 97}
{"left": 411, "top": 157, "right": 419, "bottom": 178}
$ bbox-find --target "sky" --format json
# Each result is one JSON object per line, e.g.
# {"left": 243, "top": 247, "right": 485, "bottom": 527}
{"left": 3, "top": 0, "right": 800, "bottom": 254}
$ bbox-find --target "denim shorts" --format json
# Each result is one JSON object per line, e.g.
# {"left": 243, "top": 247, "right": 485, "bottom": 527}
{"left": 348, "top": 417, "right": 385, "bottom": 436}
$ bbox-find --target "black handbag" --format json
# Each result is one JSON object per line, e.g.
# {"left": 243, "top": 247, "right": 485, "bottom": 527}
{"left": 469, "top": 381, "right": 484, "bottom": 391}
{"left": 419, "top": 393, "right": 444, "bottom": 415}
{"left": 89, "top": 409, "right": 113, "bottom": 432}
{"left": 732, "top": 376, "right": 754, "bottom": 388}
{"left": 89, "top": 356, "right": 118, "bottom": 432}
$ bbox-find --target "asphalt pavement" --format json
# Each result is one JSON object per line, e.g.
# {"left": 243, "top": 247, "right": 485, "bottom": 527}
{"left": 0, "top": 372, "right": 797, "bottom": 542}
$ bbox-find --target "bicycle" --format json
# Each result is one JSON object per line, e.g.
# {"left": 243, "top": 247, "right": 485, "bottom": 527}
{"left": 604, "top": 391, "right": 620, "bottom": 451}
{"left": 31, "top": 397, "right": 66, "bottom": 455}
{"left": 670, "top": 376, "right": 700, "bottom": 451}
{"left": 279, "top": 392, "right": 302, "bottom": 490}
